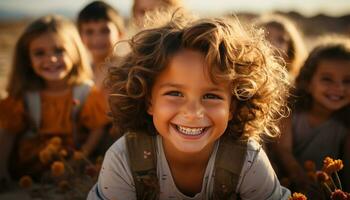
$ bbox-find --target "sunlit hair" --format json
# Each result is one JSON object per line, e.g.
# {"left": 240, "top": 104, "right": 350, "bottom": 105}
{"left": 7, "top": 14, "right": 92, "bottom": 98}
{"left": 107, "top": 11, "right": 290, "bottom": 142}
{"left": 77, "top": 0, "right": 125, "bottom": 36}
{"left": 293, "top": 35, "right": 350, "bottom": 126}
{"left": 255, "top": 14, "right": 307, "bottom": 80}
{"left": 132, "top": 0, "right": 182, "bottom": 27}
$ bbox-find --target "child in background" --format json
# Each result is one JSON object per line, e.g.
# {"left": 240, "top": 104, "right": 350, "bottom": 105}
{"left": 272, "top": 36, "right": 350, "bottom": 196}
{"left": 255, "top": 14, "right": 307, "bottom": 81}
{"left": 88, "top": 12, "right": 291, "bottom": 200}
{"left": 77, "top": 0, "right": 125, "bottom": 89}
{"left": 0, "top": 15, "right": 109, "bottom": 181}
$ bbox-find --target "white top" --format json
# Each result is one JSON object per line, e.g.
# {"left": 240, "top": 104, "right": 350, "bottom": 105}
{"left": 87, "top": 135, "right": 290, "bottom": 200}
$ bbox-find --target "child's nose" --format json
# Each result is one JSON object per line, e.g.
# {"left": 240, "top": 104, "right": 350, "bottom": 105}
{"left": 48, "top": 55, "right": 58, "bottom": 63}
{"left": 182, "top": 100, "right": 205, "bottom": 120}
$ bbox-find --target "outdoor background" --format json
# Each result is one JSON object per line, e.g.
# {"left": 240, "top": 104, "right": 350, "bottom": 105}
{"left": 1, "top": 0, "right": 350, "bottom": 95}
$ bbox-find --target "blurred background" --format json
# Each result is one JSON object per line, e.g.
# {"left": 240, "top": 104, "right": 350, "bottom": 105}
{"left": 1, "top": 0, "right": 350, "bottom": 93}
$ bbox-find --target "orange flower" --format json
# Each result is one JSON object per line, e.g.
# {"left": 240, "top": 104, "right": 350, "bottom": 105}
{"left": 59, "top": 149, "right": 68, "bottom": 158}
{"left": 46, "top": 143, "right": 59, "bottom": 154}
{"left": 39, "top": 148, "right": 53, "bottom": 164}
{"left": 316, "top": 171, "right": 329, "bottom": 183}
{"left": 288, "top": 192, "right": 307, "bottom": 200}
{"left": 304, "top": 160, "right": 316, "bottom": 172}
{"left": 331, "top": 189, "right": 348, "bottom": 200}
{"left": 49, "top": 136, "right": 62, "bottom": 147}
{"left": 19, "top": 175, "right": 33, "bottom": 189}
{"left": 323, "top": 158, "right": 344, "bottom": 174}
{"left": 324, "top": 157, "right": 334, "bottom": 166}
{"left": 51, "top": 161, "right": 65, "bottom": 177}
{"left": 73, "top": 151, "right": 84, "bottom": 161}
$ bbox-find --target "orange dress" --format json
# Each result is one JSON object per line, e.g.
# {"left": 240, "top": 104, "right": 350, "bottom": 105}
{"left": 0, "top": 86, "right": 110, "bottom": 177}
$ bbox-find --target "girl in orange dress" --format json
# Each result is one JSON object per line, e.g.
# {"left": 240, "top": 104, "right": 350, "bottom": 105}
{"left": 0, "top": 15, "right": 109, "bottom": 182}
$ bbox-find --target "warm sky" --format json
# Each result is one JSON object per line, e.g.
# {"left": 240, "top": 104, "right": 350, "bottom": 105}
{"left": 0, "top": 0, "right": 350, "bottom": 19}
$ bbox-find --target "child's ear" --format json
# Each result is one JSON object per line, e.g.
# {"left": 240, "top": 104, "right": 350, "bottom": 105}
{"left": 147, "top": 98, "right": 153, "bottom": 115}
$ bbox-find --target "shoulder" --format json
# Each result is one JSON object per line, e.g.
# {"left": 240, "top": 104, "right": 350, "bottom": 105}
{"left": 237, "top": 139, "right": 291, "bottom": 199}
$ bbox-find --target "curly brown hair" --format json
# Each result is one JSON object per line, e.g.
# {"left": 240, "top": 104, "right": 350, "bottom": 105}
{"left": 293, "top": 36, "right": 350, "bottom": 126}
{"left": 107, "top": 12, "right": 290, "bottom": 142}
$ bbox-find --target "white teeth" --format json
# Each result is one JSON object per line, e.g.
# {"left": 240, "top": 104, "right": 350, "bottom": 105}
{"left": 176, "top": 125, "right": 205, "bottom": 136}
{"left": 328, "top": 95, "right": 341, "bottom": 101}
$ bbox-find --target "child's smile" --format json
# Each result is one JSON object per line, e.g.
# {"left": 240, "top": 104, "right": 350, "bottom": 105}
{"left": 147, "top": 50, "right": 234, "bottom": 154}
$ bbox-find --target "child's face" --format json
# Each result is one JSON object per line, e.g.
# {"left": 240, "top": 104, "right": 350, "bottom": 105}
{"left": 309, "top": 59, "right": 350, "bottom": 113}
{"left": 80, "top": 20, "right": 120, "bottom": 63}
{"left": 147, "top": 50, "right": 234, "bottom": 154}
{"left": 29, "top": 32, "right": 74, "bottom": 82}
{"left": 266, "top": 25, "right": 290, "bottom": 61}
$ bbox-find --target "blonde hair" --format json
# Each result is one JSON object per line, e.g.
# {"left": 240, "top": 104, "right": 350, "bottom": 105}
{"left": 7, "top": 15, "right": 92, "bottom": 98}
{"left": 107, "top": 12, "right": 290, "bottom": 142}
{"left": 255, "top": 14, "right": 307, "bottom": 80}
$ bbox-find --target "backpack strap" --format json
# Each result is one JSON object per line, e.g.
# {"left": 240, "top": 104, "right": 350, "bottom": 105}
{"left": 125, "top": 131, "right": 159, "bottom": 200}
{"left": 24, "top": 91, "right": 41, "bottom": 137}
{"left": 71, "top": 81, "right": 93, "bottom": 147}
{"left": 213, "top": 135, "right": 248, "bottom": 200}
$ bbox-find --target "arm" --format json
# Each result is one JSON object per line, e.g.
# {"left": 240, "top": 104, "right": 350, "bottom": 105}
{"left": 87, "top": 136, "right": 136, "bottom": 200}
{"left": 238, "top": 142, "right": 291, "bottom": 200}
{"left": 271, "top": 116, "right": 311, "bottom": 191}
{"left": 81, "top": 128, "right": 104, "bottom": 156}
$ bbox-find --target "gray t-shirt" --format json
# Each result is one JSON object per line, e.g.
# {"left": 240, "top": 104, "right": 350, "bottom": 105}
{"left": 87, "top": 135, "right": 290, "bottom": 200}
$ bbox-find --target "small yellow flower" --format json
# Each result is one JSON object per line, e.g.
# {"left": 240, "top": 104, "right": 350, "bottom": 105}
{"left": 59, "top": 149, "right": 68, "bottom": 158}
{"left": 49, "top": 136, "right": 62, "bottom": 147}
{"left": 73, "top": 151, "right": 84, "bottom": 161}
{"left": 19, "top": 175, "right": 33, "bottom": 189}
{"left": 288, "top": 192, "right": 307, "bottom": 200}
{"left": 51, "top": 161, "right": 65, "bottom": 177}
{"left": 323, "top": 157, "right": 344, "bottom": 174}
{"left": 39, "top": 148, "right": 53, "bottom": 164}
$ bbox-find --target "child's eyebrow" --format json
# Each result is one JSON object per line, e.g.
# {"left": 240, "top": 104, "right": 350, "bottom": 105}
{"left": 159, "top": 83, "right": 184, "bottom": 89}
{"left": 159, "top": 83, "right": 228, "bottom": 93}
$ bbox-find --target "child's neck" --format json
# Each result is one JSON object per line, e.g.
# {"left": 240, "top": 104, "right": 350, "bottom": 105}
{"left": 43, "top": 80, "right": 70, "bottom": 95}
{"left": 162, "top": 140, "right": 215, "bottom": 196}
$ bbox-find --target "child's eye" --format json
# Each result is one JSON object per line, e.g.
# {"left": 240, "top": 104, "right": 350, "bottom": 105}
{"left": 203, "top": 93, "right": 222, "bottom": 100}
{"left": 32, "top": 50, "right": 45, "bottom": 57}
{"left": 54, "top": 48, "right": 65, "bottom": 55}
{"left": 164, "top": 91, "right": 183, "bottom": 97}
{"left": 84, "top": 29, "right": 94, "bottom": 36}
{"left": 343, "top": 79, "right": 350, "bottom": 85}
{"left": 101, "top": 27, "right": 111, "bottom": 34}
{"left": 321, "top": 77, "right": 332, "bottom": 83}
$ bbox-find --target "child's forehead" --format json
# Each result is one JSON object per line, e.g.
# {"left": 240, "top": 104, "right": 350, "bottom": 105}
{"left": 163, "top": 49, "right": 230, "bottom": 83}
